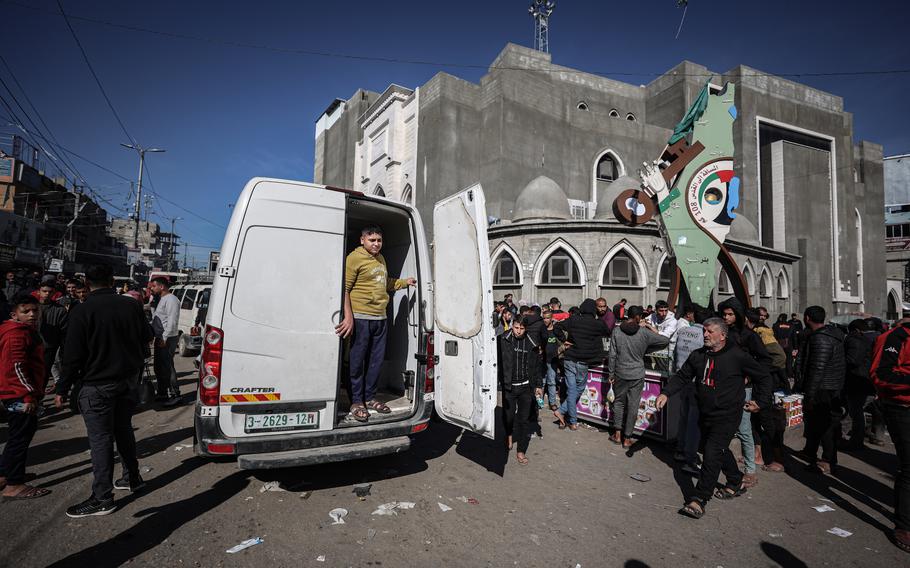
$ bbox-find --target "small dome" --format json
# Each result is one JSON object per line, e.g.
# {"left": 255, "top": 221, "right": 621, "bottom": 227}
{"left": 512, "top": 176, "right": 571, "bottom": 222}
{"left": 594, "top": 175, "right": 642, "bottom": 219}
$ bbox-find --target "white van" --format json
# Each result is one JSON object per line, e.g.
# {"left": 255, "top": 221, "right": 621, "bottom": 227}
{"left": 169, "top": 284, "right": 212, "bottom": 356}
{"left": 194, "top": 178, "right": 497, "bottom": 469}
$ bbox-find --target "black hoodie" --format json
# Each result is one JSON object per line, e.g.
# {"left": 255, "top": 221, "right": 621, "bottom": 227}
{"left": 499, "top": 331, "right": 542, "bottom": 391}
{"left": 716, "top": 297, "right": 771, "bottom": 369}
{"left": 555, "top": 299, "right": 609, "bottom": 364}
{"left": 663, "top": 340, "right": 772, "bottom": 423}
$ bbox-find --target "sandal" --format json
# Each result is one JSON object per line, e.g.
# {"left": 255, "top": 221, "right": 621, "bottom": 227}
{"left": 742, "top": 473, "right": 758, "bottom": 488}
{"left": 516, "top": 453, "right": 529, "bottom": 465}
{"left": 549, "top": 404, "right": 559, "bottom": 411}
{"left": 366, "top": 400, "right": 392, "bottom": 414}
{"left": 2, "top": 485, "right": 51, "bottom": 500}
{"left": 350, "top": 404, "right": 369, "bottom": 423}
{"left": 762, "top": 463, "right": 785, "bottom": 473}
{"left": 680, "top": 499, "right": 706, "bottom": 519}
{"left": 714, "top": 483, "right": 747, "bottom": 500}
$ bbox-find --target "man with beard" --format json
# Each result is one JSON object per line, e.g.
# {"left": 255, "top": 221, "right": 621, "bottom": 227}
{"left": 657, "top": 318, "right": 771, "bottom": 519}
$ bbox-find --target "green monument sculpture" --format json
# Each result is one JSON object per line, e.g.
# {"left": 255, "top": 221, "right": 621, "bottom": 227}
{"left": 613, "top": 81, "right": 748, "bottom": 308}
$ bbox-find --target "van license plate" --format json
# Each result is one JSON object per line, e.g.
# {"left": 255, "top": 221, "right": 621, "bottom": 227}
{"left": 244, "top": 412, "right": 319, "bottom": 433}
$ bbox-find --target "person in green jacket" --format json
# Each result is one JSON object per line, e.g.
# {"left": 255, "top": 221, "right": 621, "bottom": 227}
{"left": 335, "top": 226, "right": 416, "bottom": 422}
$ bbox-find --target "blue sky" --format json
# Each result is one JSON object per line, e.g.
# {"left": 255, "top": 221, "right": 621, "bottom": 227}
{"left": 3, "top": 0, "right": 907, "bottom": 264}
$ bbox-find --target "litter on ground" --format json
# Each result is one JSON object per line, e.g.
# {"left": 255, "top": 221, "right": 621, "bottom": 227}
{"left": 226, "top": 538, "right": 263, "bottom": 554}
{"left": 530, "top": 534, "right": 540, "bottom": 546}
{"left": 329, "top": 508, "right": 348, "bottom": 525}
{"left": 630, "top": 473, "right": 651, "bottom": 482}
{"left": 813, "top": 505, "right": 835, "bottom": 513}
{"left": 316, "top": 555, "right": 325, "bottom": 562}
{"left": 371, "top": 501, "right": 416, "bottom": 516}
{"left": 353, "top": 483, "right": 372, "bottom": 499}
{"left": 438, "top": 502, "right": 453, "bottom": 512}
{"left": 260, "top": 481, "right": 286, "bottom": 493}
{"left": 827, "top": 527, "right": 853, "bottom": 538}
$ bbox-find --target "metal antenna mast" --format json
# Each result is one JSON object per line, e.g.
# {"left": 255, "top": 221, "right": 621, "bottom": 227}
{"left": 529, "top": 0, "right": 555, "bottom": 53}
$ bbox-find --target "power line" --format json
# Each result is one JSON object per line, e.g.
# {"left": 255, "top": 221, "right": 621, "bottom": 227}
{"left": 7, "top": 0, "right": 910, "bottom": 80}
{"left": 0, "top": 54, "right": 87, "bottom": 183}
{"left": 55, "top": 0, "right": 136, "bottom": 145}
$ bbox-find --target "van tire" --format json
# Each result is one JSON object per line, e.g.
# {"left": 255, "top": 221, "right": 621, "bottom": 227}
{"left": 177, "top": 334, "right": 192, "bottom": 357}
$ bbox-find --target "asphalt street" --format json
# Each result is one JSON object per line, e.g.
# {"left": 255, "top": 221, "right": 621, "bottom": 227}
{"left": 0, "top": 355, "right": 905, "bottom": 567}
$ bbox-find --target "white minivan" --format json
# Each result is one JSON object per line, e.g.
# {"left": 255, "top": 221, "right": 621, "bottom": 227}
{"left": 194, "top": 178, "right": 497, "bottom": 469}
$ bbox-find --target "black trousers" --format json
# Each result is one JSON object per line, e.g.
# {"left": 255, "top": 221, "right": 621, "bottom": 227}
{"left": 0, "top": 402, "right": 38, "bottom": 484}
{"left": 881, "top": 401, "right": 910, "bottom": 531}
{"left": 694, "top": 416, "right": 742, "bottom": 502}
{"left": 78, "top": 382, "right": 140, "bottom": 501}
{"left": 503, "top": 385, "right": 533, "bottom": 453}
{"left": 804, "top": 389, "right": 842, "bottom": 465}
{"left": 154, "top": 336, "right": 179, "bottom": 397}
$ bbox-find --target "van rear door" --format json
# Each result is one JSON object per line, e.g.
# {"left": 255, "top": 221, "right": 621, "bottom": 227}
{"left": 432, "top": 184, "right": 496, "bottom": 439}
{"left": 217, "top": 180, "right": 346, "bottom": 437}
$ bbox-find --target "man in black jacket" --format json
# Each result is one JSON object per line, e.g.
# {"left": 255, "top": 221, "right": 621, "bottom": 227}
{"left": 795, "top": 305, "right": 846, "bottom": 473}
{"left": 554, "top": 299, "right": 609, "bottom": 430}
{"left": 844, "top": 319, "right": 874, "bottom": 449}
{"left": 499, "top": 318, "right": 542, "bottom": 465}
{"left": 56, "top": 264, "right": 153, "bottom": 518}
{"left": 657, "top": 317, "right": 771, "bottom": 519}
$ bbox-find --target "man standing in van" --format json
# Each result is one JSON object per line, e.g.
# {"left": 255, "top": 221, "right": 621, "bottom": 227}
{"left": 335, "top": 226, "right": 415, "bottom": 422}
{"left": 149, "top": 277, "right": 181, "bottom": 407}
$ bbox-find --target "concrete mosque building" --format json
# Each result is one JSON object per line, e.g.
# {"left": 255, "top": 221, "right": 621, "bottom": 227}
{"left": 313, "top": 42, "right": 886, "bottom": 318}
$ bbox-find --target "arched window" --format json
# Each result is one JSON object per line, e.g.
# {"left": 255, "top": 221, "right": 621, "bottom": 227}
{"left": 602, "top": 251, "right": 640, "bottom": 287}
{"left": 577, "top": 101, "right": 588, "bottom": 111}
{"left": 609, "top": 109, "right": 619, "bottom": 118}
{"left": 374, "top": 184, "right": 385, "bottom": 197}
{"left": 888, "top": 291, "right": 900, "bottom": 321}
{"left": 759, "top": 269, "right": 772, "bottom": 298}
{"left": 626, "top": 113, "right": 636, "bottom": 122}
{"left": 401, "top": 184, "right": 413, "bottom": 205}
{"left": 493, "top": 251, "right": 521, "bottom": 286}
{"left": 776, "top": 271, "right": 789, "bottom": 299}
{"left": 742, "top": 264, "right": 755, "bottom": 296}
{"left": 596, "top": 153, "right": 618, "bottom": 182}
{"left": 657, "top": 256, "right": 675, "bottom": 290}
{"left": 540, "top": 248, "right": 581, "bottom": 285}
{"left": 717, "top": 269, "right": 732, "bottom": 294}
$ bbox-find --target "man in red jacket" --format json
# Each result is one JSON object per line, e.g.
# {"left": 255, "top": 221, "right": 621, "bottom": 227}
{"left": 871, "top": 318, "right": 910, "bottom": 553}
{"left": 0, "top": 294, "right": 50, "bottom": 499}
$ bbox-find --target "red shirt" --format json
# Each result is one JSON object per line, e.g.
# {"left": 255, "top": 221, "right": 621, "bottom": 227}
{"left": 871, "top": 323, "right": 910, "bottom": 406}
{"left": 0, "top": 320, "right": 46, "bottom": 404}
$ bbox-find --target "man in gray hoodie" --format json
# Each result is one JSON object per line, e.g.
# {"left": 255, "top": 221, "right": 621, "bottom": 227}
{"left": 608, "top": 305, "right": 670, "bottom": 447}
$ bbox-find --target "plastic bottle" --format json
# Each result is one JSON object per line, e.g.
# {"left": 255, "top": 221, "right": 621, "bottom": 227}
{"left": 536, "top": 395, "right": 545, "bottom": 409}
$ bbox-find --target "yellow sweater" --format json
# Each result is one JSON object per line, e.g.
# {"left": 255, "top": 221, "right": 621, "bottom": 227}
{"left": 345, "top": 246, "right": 407, "bottom": 317}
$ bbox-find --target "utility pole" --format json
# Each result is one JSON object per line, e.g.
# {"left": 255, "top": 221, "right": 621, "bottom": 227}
{"left": 121, "top": 143, "right": 165, "bottom": 279}
{"left": 167, "top": 216, "right": 182, "bottom": 271}
{"left": 183, "top": 242, "right": 188, "bottom": 273}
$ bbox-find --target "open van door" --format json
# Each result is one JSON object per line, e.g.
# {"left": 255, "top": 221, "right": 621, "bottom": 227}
{"left": 432, "top": 184, "right": 496, "bottom": 439}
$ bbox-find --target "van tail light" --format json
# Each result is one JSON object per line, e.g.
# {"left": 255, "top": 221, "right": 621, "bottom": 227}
{"left": 424, "top": 332, "right": 435, "bottom": 394}
{"left": 199, "top": 325, "right": 223, "bottom": 406}
{"left": 206, "top": 443, "right": 235, "bottom": 454}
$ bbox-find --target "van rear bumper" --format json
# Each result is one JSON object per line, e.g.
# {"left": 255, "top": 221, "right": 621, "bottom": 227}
{"left": 194, "top": 401, "right": 432, "bottom": 468}
{"left": 237, "top": 436, "right": 411, "bottom": 469}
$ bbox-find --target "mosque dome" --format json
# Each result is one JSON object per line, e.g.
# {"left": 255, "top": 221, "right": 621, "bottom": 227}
{"left": 594, "top": 175, "right": 643, "bottom": 219}
{"left": 512, "top": 176, "right": 571, "bottom": 222}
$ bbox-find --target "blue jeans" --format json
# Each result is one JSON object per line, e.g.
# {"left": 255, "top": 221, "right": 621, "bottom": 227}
{"left": 544, "top": 362, "right": 559, "bottom": 406}
{"left": 735, "top": 387, "right": 756, "bottom": 473}
{"left": 558, "top": 360, "right": 588, "bottom": 425}
{"left": 349, "top": 318, "right": 388, "bottom": 405}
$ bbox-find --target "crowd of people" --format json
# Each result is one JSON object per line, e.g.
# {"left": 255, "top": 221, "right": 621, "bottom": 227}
{"left": 0, "top": 266, "right": 188, "bottom": 518}
{"left": 494, "top": 293, "right": 909, "bottom": 551}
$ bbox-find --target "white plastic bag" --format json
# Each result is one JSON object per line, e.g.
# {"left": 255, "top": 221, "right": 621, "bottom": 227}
{"left": 606, "top": 384, "right": 615, "bottom": 404}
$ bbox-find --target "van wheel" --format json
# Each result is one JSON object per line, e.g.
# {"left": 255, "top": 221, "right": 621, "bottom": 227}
{"left": 177, "top": 334, "right": 192, "bottom": 357}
